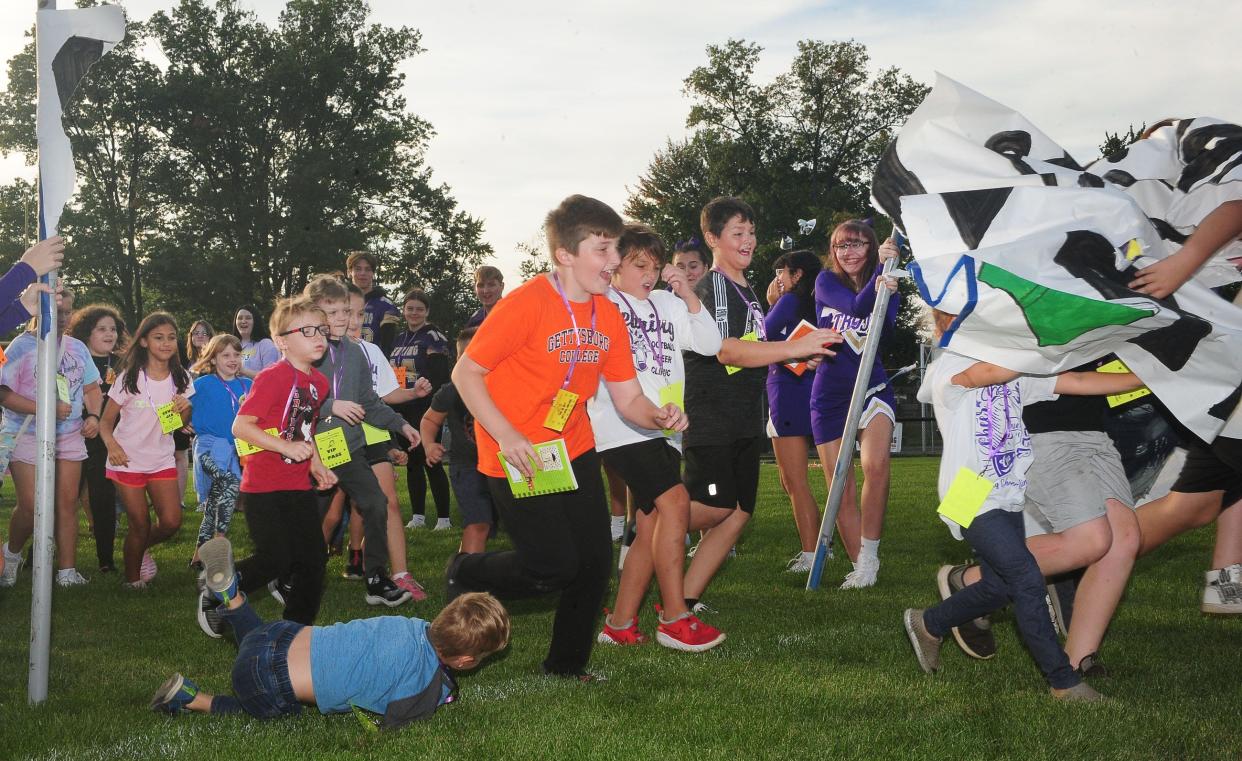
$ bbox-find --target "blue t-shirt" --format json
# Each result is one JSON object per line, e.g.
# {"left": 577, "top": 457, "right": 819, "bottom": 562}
{"left": 309, "top": 616, "right": 449, "bottom": 715}
{"left": 190, "top": 374, "right": 252, "bottom": 440}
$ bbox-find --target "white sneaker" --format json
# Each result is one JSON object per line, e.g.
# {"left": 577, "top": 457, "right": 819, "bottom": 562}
{"left": 1202, "top": 564, "right": 1242, "bottom": 614}
{"left": 140, "top": 551, "right": 158, "bottom": 582}
{"left": 433, "top": 518, "right": 452, "bottom": 531}
{"left": 610, "top": 516, "right": 625, "bottom": 542}
{"left": 405, "top": 515, "right": 425, "bottom": 529}
{"left": 786, "top": 551, "right": 815, "bottom": 574}
{"left": 0, "top": 545, "right": 22, "bottom": 587}
{"left": 618, "top": 543, "right": 630, "bottom": 571}
{"left": 840, "top": 555, "right": 879, "bottom": 589}
{"left": 56, "top": 568, "right": 89, "bottom": 587}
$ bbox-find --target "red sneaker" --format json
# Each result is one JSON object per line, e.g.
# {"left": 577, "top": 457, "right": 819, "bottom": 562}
{"left": 656, "top": 614, "right": 725, "bottom": 652}
{"left": 597, "top": 617, "right": 649, "bottom": 646}
{"left": 392, "top": 573, "right": 428, "bottom": 602}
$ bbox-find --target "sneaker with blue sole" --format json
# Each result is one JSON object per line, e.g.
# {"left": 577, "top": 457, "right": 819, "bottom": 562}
{"left": 151, "top": 673, "right": 199, "bottom": 714}
{"left": 198, "top": 537, "right": 238, "bottom": 605}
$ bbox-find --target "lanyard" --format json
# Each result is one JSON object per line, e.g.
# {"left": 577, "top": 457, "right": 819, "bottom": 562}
{"left": 217, "top": 374, "right": 242, "bottom": 414}
{"left": 140, "top": 369, "right": 169, "bottom": 412}
{"left": 551, "top": 272, "right": 597, "bottom": 390}
{"left": 611, "top": 288, "right": 664, "bottom": 375}
{"left": 712, "top": 269, "right": 767, "bottom": 340}
{"left": 325, "top": 342, "right": 343, "bottom": 399}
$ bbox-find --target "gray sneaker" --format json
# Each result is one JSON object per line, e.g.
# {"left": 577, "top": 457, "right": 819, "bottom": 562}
{"left": 936, "top": 564, "right": 996, "bottom": 660}
{"left": 903, "top": 608, "right": 941, "bottom": 674}
{"left": 1050, "top": 681, "right": 1105, "bottom": 702}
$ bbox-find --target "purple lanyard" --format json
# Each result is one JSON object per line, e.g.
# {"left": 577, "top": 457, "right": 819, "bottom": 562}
{"left": 551, "top": 273, "right": 597, "bottom": 390}
{"left": 218, "top": 375, "right": 242, "bottom": 415}
{"left": 325, "top": 342, "right": 343, "bottom": 399}
{"left": 611, "top": 288, "right": 665, "bottom": 375}
{"left": 712, "top": 269, "right": 767, "bottom": 340}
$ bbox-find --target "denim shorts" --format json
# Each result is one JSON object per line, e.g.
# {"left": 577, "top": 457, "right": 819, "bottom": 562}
{"left": 231, "top": 619, "right": 303, "bottom": 718}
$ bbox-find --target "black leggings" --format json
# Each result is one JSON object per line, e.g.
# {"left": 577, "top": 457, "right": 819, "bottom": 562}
{"left": 82, "top": 435, "right": 116, "bottom": 569}
{"left": 406, "top": 443, "right": 450, "bottom": 520}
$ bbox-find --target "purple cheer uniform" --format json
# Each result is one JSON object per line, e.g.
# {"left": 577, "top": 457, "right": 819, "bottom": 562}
{"left": 765, "top": 293, "right": 815, "bottom": 438}
{"left": 810, "top": 269, "right": 899, "bottom": 446}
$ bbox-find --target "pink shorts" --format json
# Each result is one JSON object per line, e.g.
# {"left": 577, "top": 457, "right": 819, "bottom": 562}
{"left": 12, "top": 432, "right": 88, "bottom": 465}
{"left": 106, "top": 467, "right": 178, "bottom": 488}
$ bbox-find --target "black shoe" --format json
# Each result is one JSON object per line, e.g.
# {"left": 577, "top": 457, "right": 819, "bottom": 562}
{"left": 445, "top": 552, "right": 469, "bottom": 604}
{"left": 936, "top": 564, "right": 997, "bottom": 660}
{"left": 342, "top": 563, "right": 364, "bottom": 580}
{"left": 1076, "top": 652, "right": 1109, "bottom": 679}
{"left": 197, "top": 591, "right": 225, "bottom": 639}
{"left": 365, "top": 570, "right": 411, "bottom": 607}
{"left": 98, "top": 563, "right": 115, "bottom": 574}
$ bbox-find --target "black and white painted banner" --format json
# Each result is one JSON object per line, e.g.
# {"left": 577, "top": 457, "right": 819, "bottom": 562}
{"left": 872, "top": 75, "right": 1242, "bottom": 442}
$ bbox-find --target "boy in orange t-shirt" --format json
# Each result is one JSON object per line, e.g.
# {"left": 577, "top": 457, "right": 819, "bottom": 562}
{"left": 448, "top": 195, "right": 687, "bottom": 679}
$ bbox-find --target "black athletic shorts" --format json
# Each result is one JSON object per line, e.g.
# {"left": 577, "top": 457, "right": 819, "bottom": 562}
{"left": 363, "top": 441, "right": 391, "bottom": 466}
{"left": 1172, "top": 437, "right": 1242, "bottom": 506}
{"left": 600, "top": 438, "right": 683, "bottom": 514}
{"left": 682, "top": 436, "right": 763, "bottom": 514}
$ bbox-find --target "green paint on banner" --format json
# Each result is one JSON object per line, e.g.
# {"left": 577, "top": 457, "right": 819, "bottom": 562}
{"left": 977, "top": 263, "right": 1154, "bottom": 347}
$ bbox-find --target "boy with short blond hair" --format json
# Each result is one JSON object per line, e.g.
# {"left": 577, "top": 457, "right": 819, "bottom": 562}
{"left": 157, "top": 537, "right": 509, "bottom": 727}
{"left": 447, "top": 195, "right": 687, "bottom": 679}
{"left": 466, "top": 266, "right": 505, "bottom": 327}
{"left": 680, "top": 197, "right": 842, "bottom": 612}
{"left": 304, "top": 274, "right": 421, "bottom": 607}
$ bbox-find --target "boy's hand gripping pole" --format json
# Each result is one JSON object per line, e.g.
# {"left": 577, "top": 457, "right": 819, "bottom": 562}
{"left": 807, "top": 232, "right": 906, "bottom": 590}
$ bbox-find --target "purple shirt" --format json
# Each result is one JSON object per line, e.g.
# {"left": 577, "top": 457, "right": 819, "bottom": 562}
{"left": 810, "top": 269, "right": 899, "bottom": 410}
{"left": 0, "top": 262, "right": 37, "bottom": 335}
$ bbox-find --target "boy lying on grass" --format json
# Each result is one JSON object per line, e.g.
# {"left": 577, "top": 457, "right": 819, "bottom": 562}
{"left": 153, "top": 537, "right": 509, "bottom": 729}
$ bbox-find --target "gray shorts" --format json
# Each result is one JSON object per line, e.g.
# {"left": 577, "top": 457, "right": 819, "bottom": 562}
{"left": 1023, "top": 430, "right": 1132, "bottom": 536}
{"left": 449, "top": 462, "right": 495, "bottom": 527}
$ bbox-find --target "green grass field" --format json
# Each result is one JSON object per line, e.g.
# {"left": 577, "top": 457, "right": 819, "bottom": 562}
{"left": 1, "top": 457, "right": 1238, "bottom": 760}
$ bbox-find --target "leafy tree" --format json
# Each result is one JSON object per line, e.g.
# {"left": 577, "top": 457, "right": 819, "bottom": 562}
{"left": 1099, "top": 123, "right": 1147, "bottom": 160}
{"left": 625, "top": 38, "right": 928, "bottom": 367}
{"left": 0, "top": 0, "right": 491, "bottom": 337}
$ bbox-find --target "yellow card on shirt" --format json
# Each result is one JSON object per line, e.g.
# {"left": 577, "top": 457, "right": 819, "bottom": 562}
{"left": 659, "top": 382, "right": 685, "bottom": 436}
{"left": 315, "top": 427, "right": 352, "bottom": 469}
{"left": 724, "top": 332, "right": 759, "bottom": 375}
{"left": 936, "top": 467, "right": 995, "bottom": 529}
{"left": 543, "top": 389, "right": 579, "bottom": 432}
{"left": 1096, "top": 358, "right": 1151, "bottom": 408}
{"left": 156, "top": 402, "right": 183, "bottom": 434}
{"left": 56, "top": 374, "right": 70, "bottom": 403}
{"left": 236, "top": 427, "right": 279, "bottom": 457}
{"left": 361, "top": 422, "right": 390, "bottom": 446}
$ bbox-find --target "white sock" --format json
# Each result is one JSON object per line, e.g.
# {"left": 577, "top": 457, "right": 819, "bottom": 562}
{"left": 860, "top": 537, "right": 880, "bottom": 560}
{"left": 611, "top": 515, "right": 624, "bottom": 527}
{"left": 3, "top": 542, "right": 19, "bottom": 560}
{"left": 392, "top": 571, "right": 410, "bottom": 580}
{"left": 800, "top": 550, "right": 814, "bottom": 562}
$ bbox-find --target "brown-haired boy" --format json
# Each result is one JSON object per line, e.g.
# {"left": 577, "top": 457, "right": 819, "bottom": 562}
{"left": 157, "top": 537, "right": 509, "bottom": 727}
{"left": 346, "top": 250, "right": 402, "bottom": 355}
{"left": 466, "top": 265, "right": 505, "bottom": 327}
{"left": 680, "top": 197, "right": 841, "bottom": 612}
{"left": 447, "top": 194, "right": 686, "bottom": 679}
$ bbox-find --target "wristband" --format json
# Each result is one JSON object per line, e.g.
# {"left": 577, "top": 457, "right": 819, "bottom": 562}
{"left": 83, "top": 412, "right": 100, "bottom": 421}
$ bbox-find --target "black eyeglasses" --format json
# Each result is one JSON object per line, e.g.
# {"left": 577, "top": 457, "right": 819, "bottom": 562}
{"left": 832, "top": 241, "right": 868, "bottom": 252}
{"left": 278, "top": 325, "right": 330, "bottom": 338}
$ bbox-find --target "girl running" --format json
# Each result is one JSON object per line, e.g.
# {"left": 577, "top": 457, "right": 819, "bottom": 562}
{"left": 100, "top": 312, "right": 195, "bottom": 588}
{"left": 189, "top": 334, "right": 251, "bottom": 569}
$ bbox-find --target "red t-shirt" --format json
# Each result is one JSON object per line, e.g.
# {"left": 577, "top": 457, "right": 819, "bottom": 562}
{"left": 238, "top": 360, "right": 328, "bottom": 494}
{"left": 465, "top": 274, "right": 636, "bottom": 477}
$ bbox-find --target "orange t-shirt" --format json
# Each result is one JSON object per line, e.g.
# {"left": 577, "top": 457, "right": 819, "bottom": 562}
{"left": 466, "top": 274, "right": 636, "bottom": 477}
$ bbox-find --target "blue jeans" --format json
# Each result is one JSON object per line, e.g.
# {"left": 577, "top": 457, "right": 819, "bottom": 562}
{"left": 208, "top": 600, "right": 304, "bottom": 717}
{"left": 923, "top": 509, "right": 1078, "bottom": 689}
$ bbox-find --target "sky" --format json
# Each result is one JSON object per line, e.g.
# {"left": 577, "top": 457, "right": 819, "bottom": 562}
{"left": 3, "top": 0, "right": 1241, "bottom": 284}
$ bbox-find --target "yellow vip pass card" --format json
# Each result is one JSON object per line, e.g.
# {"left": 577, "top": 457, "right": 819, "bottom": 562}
{"left": 936, "top": 467, "right": 995, "bottom": 529}
{"left": 725, "top": 332, "right": 759, "bottom": 375}
{"left": 315, "top": 427, "right": 352, "bottom": 469}
{"left": 361, "top": 422, "right": 390, "bottom": 446}
{"left": 156, "top": 402, "right": 183, "bottom": 434}
{"left": 236, "top": 427, "right": 280, "bottom": 457}
{"left": 543, "top": 389, "right": 579, "bottom": 432}
{"left": 56, "top": 374, "right": 70, "bottom": 403}
{"left": 1096, "top": 359, "right": 1151, "bottom": 408}
{"left": 659, "top": 381, "right": 685, "bottom": 436}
